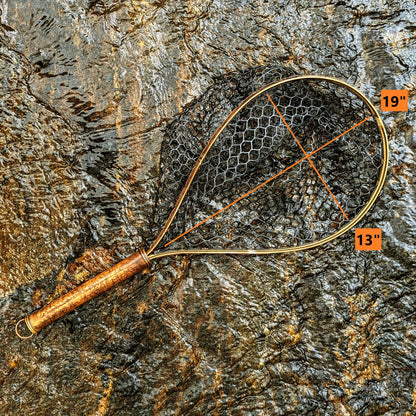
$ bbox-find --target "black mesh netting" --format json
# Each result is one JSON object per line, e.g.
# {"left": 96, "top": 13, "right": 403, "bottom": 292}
{"left": 152, "top": 69, "right": 384, "bottom": 251}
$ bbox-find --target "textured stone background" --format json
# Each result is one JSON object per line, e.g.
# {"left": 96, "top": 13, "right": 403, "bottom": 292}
{"left": 0, "top": 0, "right": 415, "bottom": 415}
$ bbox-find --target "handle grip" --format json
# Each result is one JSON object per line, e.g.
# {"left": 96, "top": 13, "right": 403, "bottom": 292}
{"left": 16, "top": 249, "right": 150, "bottom": 338}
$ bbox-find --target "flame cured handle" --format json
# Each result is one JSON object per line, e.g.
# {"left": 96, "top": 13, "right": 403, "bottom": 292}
{"left": 19, "top": 250, "right": 150, "bottom": 337}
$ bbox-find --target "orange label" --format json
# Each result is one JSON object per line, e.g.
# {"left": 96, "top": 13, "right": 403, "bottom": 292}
{"left": 355, "top": 228, "right": 382, "bottom": 251}
{"left": 381, "top": 90, "right": 408, "bottom": 111}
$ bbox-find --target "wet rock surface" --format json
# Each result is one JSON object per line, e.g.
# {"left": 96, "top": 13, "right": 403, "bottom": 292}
{"left": 0, "top": 1, "right": 415, "bottom": 415}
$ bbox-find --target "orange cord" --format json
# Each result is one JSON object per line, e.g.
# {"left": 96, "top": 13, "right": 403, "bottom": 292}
{"left": 164, "top": 115, "right": 371, "bottom": 247}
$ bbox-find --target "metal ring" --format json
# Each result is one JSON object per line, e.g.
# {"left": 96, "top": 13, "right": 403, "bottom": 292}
{"left": 15, "top": 318, "right": 34, "bottom": 339}
{"left": 139, "top": 247, "right": 151, "bottom": 268}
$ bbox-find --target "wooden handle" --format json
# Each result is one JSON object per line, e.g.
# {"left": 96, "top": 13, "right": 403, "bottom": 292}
{"left": 18, "top": 249, "right": 150, "bottom": 337}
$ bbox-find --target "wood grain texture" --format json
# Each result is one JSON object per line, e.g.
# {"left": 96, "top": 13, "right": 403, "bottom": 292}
{"left": 27, "top": 250, "right": 150, "bottom": 333}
